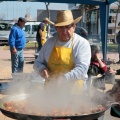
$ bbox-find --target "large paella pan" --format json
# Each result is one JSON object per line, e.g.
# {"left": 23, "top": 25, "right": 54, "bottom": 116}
{"left": 0, "top": 94, "right": 111, "bottom": 120}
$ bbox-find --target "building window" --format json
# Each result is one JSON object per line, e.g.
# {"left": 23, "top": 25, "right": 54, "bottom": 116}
{"left": 109, "top": 16, "right": 116, "bottom": 23}
{"left": 110, "top": 9, "right": 120, "bottom": 13}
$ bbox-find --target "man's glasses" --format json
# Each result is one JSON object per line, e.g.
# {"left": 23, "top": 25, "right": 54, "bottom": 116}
{"left": 56, "top": 24, "right": 74, "bottom": 30}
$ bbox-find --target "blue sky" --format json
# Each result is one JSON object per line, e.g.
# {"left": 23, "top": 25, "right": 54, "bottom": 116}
{"left": 0, "top": 1, "right": 71, "bottom": 20}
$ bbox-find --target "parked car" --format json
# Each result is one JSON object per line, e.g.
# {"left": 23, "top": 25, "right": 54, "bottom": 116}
{"left": 51, "top": 26, "right": 88, "bottom": 39}
{"left": 0, "top": 21, "right": 39, "bottom": 45}
{"left": 0, "top": 22, "right": 13, "bottom": 45}
{"left": 23, "top": 21, "right": 40, "bottom": 42}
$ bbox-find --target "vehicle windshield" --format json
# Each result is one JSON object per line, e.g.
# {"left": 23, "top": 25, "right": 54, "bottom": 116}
{"left": 32, "top": 25, "right": 38, "bottom": 32}
{"left": 0, "top": 23, "right": 12, "bottom": 31}
{"left": 24, "top": 25, "right": 30, "bottom": 31}
{"left": 23, "top": 25, "right": 38, "bottom": 32}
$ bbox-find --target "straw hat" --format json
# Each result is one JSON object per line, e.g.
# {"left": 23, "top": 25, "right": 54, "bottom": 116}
{"left": 44, "top": 18, "right": 54, "bottom": 25}
{"left": 54, "top": 10, "right": 82, "bottom": 26}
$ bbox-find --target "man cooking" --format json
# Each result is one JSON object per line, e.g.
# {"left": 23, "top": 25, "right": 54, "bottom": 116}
{"left": 33, "top": 10, "right": 91, "bottom": 93}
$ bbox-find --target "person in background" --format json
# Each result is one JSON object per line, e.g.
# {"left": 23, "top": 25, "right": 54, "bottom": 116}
{"left": 87, "top": 44, "right": 107, "bottom": 77}
{"left": 36, "top": 18, "right": 54, "bottom": 53}
{"left": 87, "top": 45, "right": 108, "bottom": 90}
{"left": 33, "top": 10, "right": 91, "bottom": 93}
{"left": 87, "top": 44, "right": 116, "bottom": 90}
{"left": 8, "top": 17, "right": 26, "bottom": 73}
{"left": 116, "top": 30, "right": 120, "bottom": 64}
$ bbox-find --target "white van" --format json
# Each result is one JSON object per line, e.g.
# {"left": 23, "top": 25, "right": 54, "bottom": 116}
{"left": 0, "top": 21, "right": 13, "bottom": 45}
{"left": 0, "top": 21, "right": 40, "bottom": 44}
{"left": 23, "top": 21, "right": 40, "bottom": 42}
{"left": 0, "top": 21, "right": 53, "bottom": 45}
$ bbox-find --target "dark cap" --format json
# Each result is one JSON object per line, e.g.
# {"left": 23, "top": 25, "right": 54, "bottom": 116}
{"left": 18, "top": 17, "right": 27, "bottom": 23}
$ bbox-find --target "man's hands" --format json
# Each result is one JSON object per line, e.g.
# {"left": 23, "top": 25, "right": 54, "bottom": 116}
{"left": 40, "top": 69, "right": 67, "bottom": 85}
{"left": 41, "top": 37, "right": 45, "bottom": 40}
{"left": 94, "top": 53, "right": 106, "bottom": 68}
{"left": 40, "top": 68, "right": 50, "bottom": 79}
{"left": 95, "top": 53, "right": 101, "bottom": 60}
{"left": 12, "top": 48, "right": 17, "bottom": 54}
{"left": 109, "top": 68, "right": 116, "bottom": 74}
{"left": 40, "top": 68, "right": 68, "bottom": 89}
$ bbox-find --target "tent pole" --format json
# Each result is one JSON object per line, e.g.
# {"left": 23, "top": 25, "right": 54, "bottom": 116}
{"left": 100, "top": 4, "right": 109, "bottom": 62}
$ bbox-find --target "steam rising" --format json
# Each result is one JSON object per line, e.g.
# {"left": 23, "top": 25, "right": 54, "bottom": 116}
{"left": 2, "top": 72, "right": 112, "bottom": 115}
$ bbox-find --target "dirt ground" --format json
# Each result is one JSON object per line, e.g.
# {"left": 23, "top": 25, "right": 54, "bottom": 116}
{"left": 0, "top": 46, "right": 35, "bottom": 80}
{"left": 0, "top": 46, "right": 120, "bottom": 80}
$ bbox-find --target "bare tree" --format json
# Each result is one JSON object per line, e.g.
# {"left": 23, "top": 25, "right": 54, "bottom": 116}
{"left": 45, "top": 2, "right": 50, "bottom": 38}
{"left": 79, "top": 4, "right": 98, "bottom": 36}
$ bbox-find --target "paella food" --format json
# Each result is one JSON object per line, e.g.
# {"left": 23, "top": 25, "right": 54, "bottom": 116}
{"left": 3, "top": 100, "right": 106, "bottom": 116}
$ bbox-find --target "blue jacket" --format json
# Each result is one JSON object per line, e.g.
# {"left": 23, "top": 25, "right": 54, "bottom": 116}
{"left": 8, "top": 23, "right": 26, "bottom": 49}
